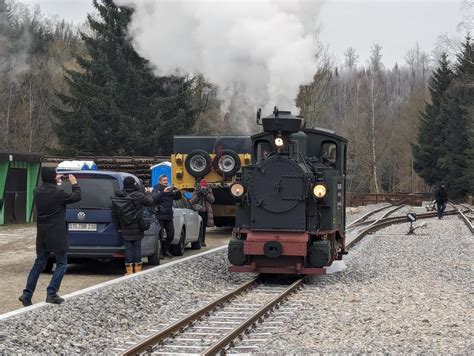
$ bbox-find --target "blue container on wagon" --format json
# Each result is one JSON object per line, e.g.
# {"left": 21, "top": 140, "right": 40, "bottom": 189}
{"left": 150, "top": 162, "right": 171, "bottom": 188}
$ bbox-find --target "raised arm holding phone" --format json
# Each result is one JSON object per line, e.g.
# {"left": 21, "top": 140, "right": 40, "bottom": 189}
{"left": 19, "top": 167, "right": 81, "bottom": 307}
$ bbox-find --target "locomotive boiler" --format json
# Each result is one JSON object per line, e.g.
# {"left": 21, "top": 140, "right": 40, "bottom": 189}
{"left": 228, "top": 108, "right": 347, "bottom": 274}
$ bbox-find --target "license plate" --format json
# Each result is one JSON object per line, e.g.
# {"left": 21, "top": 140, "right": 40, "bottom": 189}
{"left": 68, "top": 223, "right": 97, "bottom": 231}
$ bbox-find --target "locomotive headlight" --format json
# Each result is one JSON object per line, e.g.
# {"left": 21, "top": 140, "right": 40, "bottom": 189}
{"left": 230, "top": 183, "right": 244, "bottom": 197}
{"left": 313, "top": 184, "right": 327, "bottom": 199}
{"left": 274, "top": 137, "right": 284, "bottom": 147}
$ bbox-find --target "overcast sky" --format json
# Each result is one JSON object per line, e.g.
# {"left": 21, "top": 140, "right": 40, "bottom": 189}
{"left": 19, "top": 0, "right": 467, "bottom": 67}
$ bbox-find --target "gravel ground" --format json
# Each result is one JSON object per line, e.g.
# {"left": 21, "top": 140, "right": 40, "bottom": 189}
{"left": 251, "top": 215, "right": 473, "bottom": 353}
{"left": 0, "top": 206, "right": 470, "bottom": 354}
{"left": 0, "top": 225, "right": 230, "bottom": 315}
{"left": 0, "top": 251, "right": 253, "bottom": 354}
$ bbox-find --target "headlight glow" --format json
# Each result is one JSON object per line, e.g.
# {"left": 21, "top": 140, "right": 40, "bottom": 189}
{"left": 230, "top": 183, "right": 244, "bottom": 197}
{"left": 313, "top": 184, "right": 327, "bottom": 199}
{"left": 275, "top": 137, "right": 284, "bottom": 147}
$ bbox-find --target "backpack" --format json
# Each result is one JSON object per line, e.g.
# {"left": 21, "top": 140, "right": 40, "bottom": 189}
{"left": 111, "top": 196, "right": 140, "bottom": 227}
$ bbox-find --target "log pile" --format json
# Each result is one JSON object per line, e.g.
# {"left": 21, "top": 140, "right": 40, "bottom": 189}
{"left": 42, "top": 156, "right": 170, "bottom": 183}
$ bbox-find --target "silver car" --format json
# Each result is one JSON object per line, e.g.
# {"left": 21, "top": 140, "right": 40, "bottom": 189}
{"left": 168, "top": 197, "right": 203, "bottom": 255}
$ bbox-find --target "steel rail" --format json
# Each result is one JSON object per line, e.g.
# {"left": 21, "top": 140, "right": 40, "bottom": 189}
{"left": 346, "top": 209, "right": 460, "bottom": 249}
{"left": 346, "top": 204, "right": 393, "bottom": 228}
{"left": 121, "top": 277, "right": 258, "bottom": 355}
{"left": 202, "top": 277, "right": 304, "bottom": 355}
{"left": 457, "top": 209, "right": 474, "bottom": 233}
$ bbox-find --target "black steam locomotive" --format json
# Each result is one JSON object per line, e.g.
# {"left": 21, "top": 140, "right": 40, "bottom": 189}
{"left": 228, "top": 108, "right": 347, "bottom": 274}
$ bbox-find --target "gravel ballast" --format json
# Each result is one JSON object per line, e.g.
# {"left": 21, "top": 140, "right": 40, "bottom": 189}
{"left": 249, "top": 215, "right": 472, "bottom": 353}
{"left": 0, "top": 251, "right": 253, "bottom": 354}
{"left": 0, "top": 208, "right": 471, "bottom": 354}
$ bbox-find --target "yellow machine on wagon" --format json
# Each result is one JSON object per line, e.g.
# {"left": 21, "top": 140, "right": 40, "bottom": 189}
{"left": 172, "top": 135, "right": 252, "bottom": 226}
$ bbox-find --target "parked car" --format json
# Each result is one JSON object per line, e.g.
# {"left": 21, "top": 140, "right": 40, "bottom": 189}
{"left": 44, "top": 171, "right": 162, "bottom": 272}
{"left": 168, "top": 197, "right": 203, "bottom": 256}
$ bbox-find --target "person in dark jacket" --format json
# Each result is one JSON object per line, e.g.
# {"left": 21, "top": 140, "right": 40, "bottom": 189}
{"left": 190, "top": 179, "right": 215, "bottom": 247}
{"left": 434, "top": 183, "right": 448, "bottom": 219}
{"left": 112, "top": 177, "right": 154, "bottom": 275}
{"left": 19, "top": 167, "right": 81, "bottom": 306}
{"left": 152, "top": 175, "right": 182, "bottom": 257}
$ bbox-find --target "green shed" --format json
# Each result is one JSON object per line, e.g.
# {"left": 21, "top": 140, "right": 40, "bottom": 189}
{"left": 0, "top": 152, "right": 42, "bottom": 225}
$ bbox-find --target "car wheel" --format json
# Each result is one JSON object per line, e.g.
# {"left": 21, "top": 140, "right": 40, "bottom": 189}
{"left": 42, "top": 257, "right": 54, "bottom": 273}
{"left": 191, "top": 223, "right": 203, "bottom": 250}
{"left": 148, "top": 235, "right": 161, "bottom": 265}
{"left": 171, "top": 227, "right": 186, "bottom": 256}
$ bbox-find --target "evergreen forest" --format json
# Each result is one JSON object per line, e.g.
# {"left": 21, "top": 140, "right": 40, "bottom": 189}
{"left": 0, "top": 0, "right": 472, "bottom": 198}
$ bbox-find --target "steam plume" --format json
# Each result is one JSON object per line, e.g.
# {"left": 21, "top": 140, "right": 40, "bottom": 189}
{"left": 115, "top": 0, "right": 321, "bottom": 132}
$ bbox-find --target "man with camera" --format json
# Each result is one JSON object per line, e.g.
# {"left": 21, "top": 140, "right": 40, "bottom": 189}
{"left": 152, "top": 174, "right": 182, "bottom": 257}
{"left": 191, "top": 179, "right": 215, "bottom": 247}
{"left": 19, "top": 167, "right": 81, "bottom": 306}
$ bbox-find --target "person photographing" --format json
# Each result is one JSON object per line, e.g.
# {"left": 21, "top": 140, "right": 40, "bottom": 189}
{"left": 152, "top": 175, "right": 182, "bottom": 257}
{"left": 191, "top": 179, "right": 215, "bottom": 247}
{"left": 19, "top": 167, "right": 81, "bottom": 306}
{"left": 112, "top": 177, "right": 154, "bottom": 275}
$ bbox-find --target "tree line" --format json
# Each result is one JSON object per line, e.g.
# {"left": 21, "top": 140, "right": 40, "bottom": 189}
{"left": 0, "top": 0, "right": 472, "bottom": 197}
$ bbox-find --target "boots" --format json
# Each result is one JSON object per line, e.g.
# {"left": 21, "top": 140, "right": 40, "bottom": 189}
{"left": 134, "top": 262, "right": 142, "bottom": 273}
{"left": 125, "top": 263, "right": 134, "bottom": 275}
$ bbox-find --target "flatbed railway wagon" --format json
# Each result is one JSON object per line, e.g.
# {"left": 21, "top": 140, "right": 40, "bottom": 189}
{"left": 171, "top": 135, "right": 252, "bottom": 227}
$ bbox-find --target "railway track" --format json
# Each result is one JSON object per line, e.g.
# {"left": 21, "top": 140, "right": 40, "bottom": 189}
{"left": 121, "top": 203, "right": 472, "bottom": 355}
{"left": 347, "top": 206, "right": 473, "bottom": 248}
{"left": 346, "top": 203, "right": 407, "bottom": 231}
{"left": 121, "top": 277, "right": 304, "bottom": 355}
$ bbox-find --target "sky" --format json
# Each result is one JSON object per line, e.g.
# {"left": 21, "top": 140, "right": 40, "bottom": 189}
{"left": 18, "top": 0, "right": 467, "bottom": 67}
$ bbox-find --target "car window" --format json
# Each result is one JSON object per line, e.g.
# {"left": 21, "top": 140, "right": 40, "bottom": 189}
{"left": 182, "top": 198, "right": 193, "bottom": 210}
{"left": 174, "top": 199, "right": 185, "bottom": 209}
{"left": 61, "top": 175, "right": 119, "bottom": 209}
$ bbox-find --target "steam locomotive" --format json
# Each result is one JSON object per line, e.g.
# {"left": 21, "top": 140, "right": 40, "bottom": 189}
{"left": 228, "top": 108, "right": 347, "bottom": 274}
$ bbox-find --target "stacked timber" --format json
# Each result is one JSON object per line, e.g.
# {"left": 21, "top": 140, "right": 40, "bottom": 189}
{"left": 42, "top": 156, "right": 169, "bottom": 183}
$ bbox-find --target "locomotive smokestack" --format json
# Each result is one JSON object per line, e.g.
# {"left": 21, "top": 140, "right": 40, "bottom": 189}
{"left": 261, "top": 109, "right": 302, "bottom": 134}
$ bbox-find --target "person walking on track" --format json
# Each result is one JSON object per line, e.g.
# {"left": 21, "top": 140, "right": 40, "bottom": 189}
{"left": 434, "top": 183, "right": 448, "bottom": 219}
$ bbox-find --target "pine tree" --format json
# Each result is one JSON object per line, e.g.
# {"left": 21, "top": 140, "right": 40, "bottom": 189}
{"left": 53, "top": 0, "right": 195, "bottom": 156}
{"left": 438, "top": 93, "right": 468, "bottom": 199}
{"left": 452, "top": 36, "right": 474, "bottom": 196}
{"left": 412, "top": 54, "right": 453, "bottom": 186}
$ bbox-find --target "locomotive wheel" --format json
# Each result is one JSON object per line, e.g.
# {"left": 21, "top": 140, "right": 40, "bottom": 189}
{"left": 185, "top": 150, "right": 212, "bottom": 178}
{"left": 213, "top": 149, "right": 241, "bottom": 178}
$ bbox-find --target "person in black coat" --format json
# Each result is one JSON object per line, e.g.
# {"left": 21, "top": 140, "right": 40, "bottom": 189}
{"left": 434, "top": 183, "right": 448, "bottom": 219}
{"left": 152, "top": 175, "right": 182, "bottom": 257}
{"left": 112, "top": 177, "right": 154, "bottom": 275}
{"left": 19, "top": 167, "right": 81, "bottom": 306}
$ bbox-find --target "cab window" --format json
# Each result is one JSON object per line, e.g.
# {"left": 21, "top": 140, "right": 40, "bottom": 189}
{"left": 255, "top": 140, "right": 272, "bottom": 162}
{"left": 322, "top": 142, "right": 337, "bottom": 167}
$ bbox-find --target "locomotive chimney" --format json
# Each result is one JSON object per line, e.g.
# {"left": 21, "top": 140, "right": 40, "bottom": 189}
{"left": 261, "top": 109, "right": 302, "bottom": 134}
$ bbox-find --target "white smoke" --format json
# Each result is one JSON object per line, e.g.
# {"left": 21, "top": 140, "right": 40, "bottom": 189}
{"left": 115, "top": 0, "right": 321, "bottom": 132}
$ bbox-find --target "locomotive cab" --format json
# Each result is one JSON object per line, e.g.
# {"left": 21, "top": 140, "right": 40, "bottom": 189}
{"left": 228, "top": 108, "right": 347, "bottom": 275}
